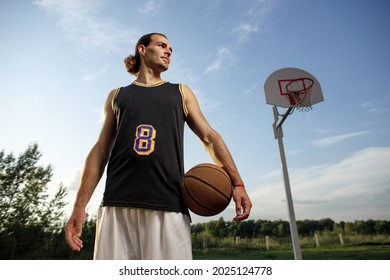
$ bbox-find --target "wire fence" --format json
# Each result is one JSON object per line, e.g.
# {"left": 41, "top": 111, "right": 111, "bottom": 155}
{"left": 2, "top": 234, "right": 388, "bottom": 259}
{"left": 192, "top": 234, "right": 390, "bottom": 252}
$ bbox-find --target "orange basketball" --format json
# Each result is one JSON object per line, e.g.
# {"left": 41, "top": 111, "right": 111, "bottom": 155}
{"left": 181, "top": 163, "right": 232, "bottom": 216}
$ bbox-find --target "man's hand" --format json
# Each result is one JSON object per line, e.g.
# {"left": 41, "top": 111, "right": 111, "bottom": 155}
{"left": 232, "top": 187, "right": 252, "bottom": 221}
{"left": 65, "top": 207, "right": 86, "bottom": 251}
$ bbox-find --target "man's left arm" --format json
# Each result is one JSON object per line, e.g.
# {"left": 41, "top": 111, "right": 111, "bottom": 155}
{"left": 182, "top": 84, "right": 252, "bottom": 221}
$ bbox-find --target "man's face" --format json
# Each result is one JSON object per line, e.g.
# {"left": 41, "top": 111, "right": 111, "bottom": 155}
{"left": 141, "top": 34, "right": 173, "bottom": 72}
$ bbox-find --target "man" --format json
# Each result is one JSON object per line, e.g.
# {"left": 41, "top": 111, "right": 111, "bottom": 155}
{"left": 65, "top": 33, "right": 252, "bottom": 259}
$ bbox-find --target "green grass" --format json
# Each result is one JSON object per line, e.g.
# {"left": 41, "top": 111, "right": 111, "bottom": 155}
{"left": 192, "top": 245, "right": 390, "bottom": 260}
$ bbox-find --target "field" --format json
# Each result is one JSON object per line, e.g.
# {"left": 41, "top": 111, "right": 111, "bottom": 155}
{"left": 193, "top": 245, "right": 390, "bottom": 260}
{"left": 2, "top": 235, "right": 390, "bottom": 260}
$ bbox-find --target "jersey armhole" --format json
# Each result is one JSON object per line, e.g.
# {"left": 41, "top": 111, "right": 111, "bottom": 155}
{"left": 111, "top": 87, "right": 121, "bottom": 112}
{"left": 179, "top": 84, "right": 189, "bottom": 117}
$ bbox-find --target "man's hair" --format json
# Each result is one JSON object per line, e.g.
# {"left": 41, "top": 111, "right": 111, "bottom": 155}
{"left": 124, "top": 33, "right": 167, "bottom": 76}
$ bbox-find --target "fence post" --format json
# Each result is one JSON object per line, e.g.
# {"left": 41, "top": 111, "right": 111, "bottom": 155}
{"left": 11, "top": 240, "right": 17, "bottom": 259}
{"left": 265, "top": 235, "right": 270, "bottom": 250}
{"left": 339, "top": 233, "right": 344, "bottom": 245}
{"left": 315, "top": 234, "right": 320, "bottom": 247}
{"left": 236, "top": 236, "right": 241, "bottom": 249}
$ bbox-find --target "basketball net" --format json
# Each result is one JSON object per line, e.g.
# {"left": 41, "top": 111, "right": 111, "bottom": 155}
{"left": 286, "top": 78, "right": 314, "bottom": 113}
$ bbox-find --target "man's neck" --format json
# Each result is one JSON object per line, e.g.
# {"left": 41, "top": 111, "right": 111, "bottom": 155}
{"left": 135, "top": 70, "right": 164, "bottom": 86}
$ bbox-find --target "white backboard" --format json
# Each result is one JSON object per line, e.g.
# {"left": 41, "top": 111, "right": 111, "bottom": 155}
{"left": 264, "top": 67, "right": 324, "bottom": 108}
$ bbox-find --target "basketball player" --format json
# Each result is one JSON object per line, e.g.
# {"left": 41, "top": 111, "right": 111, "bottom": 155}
{"left": 65, "top": 33, "right": 252, "bottom": 259}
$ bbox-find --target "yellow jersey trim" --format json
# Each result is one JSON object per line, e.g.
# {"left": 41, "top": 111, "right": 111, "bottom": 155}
{"left": 132, "top": 80, "right": 166, "bottom": 87}
{"left": 111, "top": 87, "right": 121, "bottom": 112}
{"left": 179, "top": 84, "right": 189, "bottom": 117}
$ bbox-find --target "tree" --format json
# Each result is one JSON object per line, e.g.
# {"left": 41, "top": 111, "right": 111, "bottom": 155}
{"left": 215, "top": 217, "right": 228, "bottom": 238}
{"left": 0, "top": 144, "right": 67, "bottom": 241}
{"left": 237, "top": 219, "right": 255, "bottom": 238}
{"left": 205, "top": 220, "right": 218, "bottom": 237}
{"left": 297, "top": 219, "right": 317, "bottom": 236}
{"left": 275, "top": 220, "right": 290, "bottom": 236}
{"left": 261, "top": 221, "right": 273, "bottom": 236}
{"left": 374, "top": 220, "right": 390, "bottom": 234}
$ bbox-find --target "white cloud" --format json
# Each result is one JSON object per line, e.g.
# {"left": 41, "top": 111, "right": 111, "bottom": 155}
{"left": 247, "top": 147, "right": 390, "bottom": 222}
{"left": 231, "top": 0, "right": 274, "bottom": 43}
{"left": 81, "top": 65, "right": 110, "bottom": 81}
{"left": 203, "top": 0, "right": 274, "bottom": 43}
{"left": 61, "top": 165, "right": 106, "bottom": 218}
{"left": 62, "top": 166, "right": 83, "bottom": 191}
{"left": 243, "top": 83, "right": 258, "bottom": 95}
{"left": 34, "top": 0, "right": 139, "bottom": 53}
{"left": 233, "top": 22, "right": 260, "bottom": 43}
{"left": 93, "top": 106, "right": 105, "bottom": 126}
{"left": 193, "top": 89, "right": 222, "bottom": 113}
{"left": 311, "top": 131, "right": 369, "bottom": 147}
{"left": 204, "top": 47, "right": 238, "bottom": 75}
{"left": 362, "top": 96, "right": 390, "bottom": 116}
{"left": 137, "top": 0, "right": 162, "bottom": 17}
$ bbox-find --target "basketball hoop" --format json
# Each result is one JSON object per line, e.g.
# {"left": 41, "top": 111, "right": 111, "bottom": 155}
{"left": 263, "top": 68, "right": 325, "bottom": 260}
{"left": 286, "top": 78, "right": 314, "bottom": 112}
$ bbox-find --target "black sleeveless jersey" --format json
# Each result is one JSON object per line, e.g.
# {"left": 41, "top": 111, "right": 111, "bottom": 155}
{"left": 103, "top": 81, "right": 189, "bottom": 216}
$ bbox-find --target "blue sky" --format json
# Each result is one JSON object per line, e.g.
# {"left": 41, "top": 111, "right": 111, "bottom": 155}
{"left": 1, "top": 0, "right": 389, "bottom": 224}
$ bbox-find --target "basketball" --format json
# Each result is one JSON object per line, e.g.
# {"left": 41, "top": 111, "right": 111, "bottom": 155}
{"left": 181, "top": 163, "right": 232, "bottom": 216}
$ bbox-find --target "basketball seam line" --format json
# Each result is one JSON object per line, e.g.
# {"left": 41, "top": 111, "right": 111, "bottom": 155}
{"left": 189, "top": 165, "right": 231, "bottom": 182}
{"left": 184, "top": 175, "right": 231, "bottom": 201}
{"left": 183, "top": 182, "right": 229, "bottom": 213}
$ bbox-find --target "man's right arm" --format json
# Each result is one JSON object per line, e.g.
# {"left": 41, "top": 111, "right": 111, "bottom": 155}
{"left": 65, "top": 89, "right": 118, "bottom": 251}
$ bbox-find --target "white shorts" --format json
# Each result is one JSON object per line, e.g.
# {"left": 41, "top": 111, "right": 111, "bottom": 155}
{"left": 93, "top": 206, "right": 192, "bottom": 260}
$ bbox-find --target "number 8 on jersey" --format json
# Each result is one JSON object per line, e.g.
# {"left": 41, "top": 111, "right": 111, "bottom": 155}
{"left": 133, "top": 124, "right": 156, "bottom": 155}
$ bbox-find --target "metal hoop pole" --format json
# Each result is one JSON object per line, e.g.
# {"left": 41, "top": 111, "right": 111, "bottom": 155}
{"left": 272, "top": 106, "right": 302, "bottom": 260}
